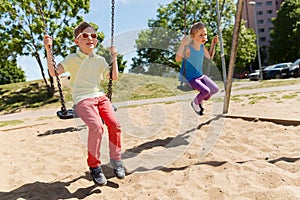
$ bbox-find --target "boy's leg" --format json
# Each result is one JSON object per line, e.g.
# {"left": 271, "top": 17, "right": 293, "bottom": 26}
{"left": 75, "top": 97, "right": 108, "bottom": 185}
{"left": 97, "top": 96, "right": 122, "bottom": 161}
{"left": 75, "top": 98, "right": 104, "bottom": 168}
{"left": 97, "top": 96, "right": 125, "bottom": 178}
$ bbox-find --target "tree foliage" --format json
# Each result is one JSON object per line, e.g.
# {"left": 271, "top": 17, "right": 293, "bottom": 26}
{"left": 0, "top": 0, "right": 94, "bottom": 95}
{"left": 130, "top": 0, "right": 256, "bottom": 77}
{"left": 221, "top": 20, "right": 257, "bottom": 73}
{"left": 269, "top": 0, "right": 300, "bottom": 63}
{"left": 0, "top": 59, "right": 26, "bottom": 85}
{"left": 96, "top": 44, "right": 127, "bottom": 73}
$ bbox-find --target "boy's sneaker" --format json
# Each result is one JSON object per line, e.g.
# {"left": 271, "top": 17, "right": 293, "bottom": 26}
{"left": 191, "top": 101, "right": 204, "bottom": 116}
{"left": 90, "top": 166, "right": 107, "bottom": 186}
{"left": 110, "top": 159, "right": 125, "bottom": 179}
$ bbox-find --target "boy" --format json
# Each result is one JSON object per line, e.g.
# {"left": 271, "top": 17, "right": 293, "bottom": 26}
{"left": 44, "top": 21, "right": 125, "bottom": 186}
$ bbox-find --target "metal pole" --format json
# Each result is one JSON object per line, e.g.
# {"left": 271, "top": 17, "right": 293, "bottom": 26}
{"left": 249, "top": 1, "right": 263, "bottom": 80}
{"left": 216, "top": 0, "right": 227, "bottom": 89}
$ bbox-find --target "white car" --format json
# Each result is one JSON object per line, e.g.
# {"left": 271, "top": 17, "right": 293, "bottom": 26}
{"left": 248, "top": 70, "right": 260, "bottom": 81}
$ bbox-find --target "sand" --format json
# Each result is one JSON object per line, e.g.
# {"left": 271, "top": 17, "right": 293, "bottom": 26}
{"left": 0, "top": 81, "right": 299, "bottom": 200}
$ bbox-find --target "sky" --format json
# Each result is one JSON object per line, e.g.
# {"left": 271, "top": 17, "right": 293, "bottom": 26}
{"left": 19, "top": 0, "right": 173, "bottom": 81}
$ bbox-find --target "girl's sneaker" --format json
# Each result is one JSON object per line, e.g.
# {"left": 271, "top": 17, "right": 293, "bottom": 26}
{"left": 199, "top": 104, "right": 204, "bottom": 115}
{"left": 191, "top": 101, "right": 204, "bottom": 116}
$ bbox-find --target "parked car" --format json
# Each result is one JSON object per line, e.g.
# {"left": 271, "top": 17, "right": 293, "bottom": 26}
{"left": 234, "top": 71, "right": 249, "bottom": 79}
{"left": 262, "top": 62, "right": 292, "bottom": 79}
{"left": 248, "top": 70, "right": 260, "bottom": 81}
{"left": 289, "top": 58, "right": 300, "bottom": 77}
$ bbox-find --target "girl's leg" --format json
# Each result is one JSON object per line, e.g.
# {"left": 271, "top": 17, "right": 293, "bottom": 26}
{"left": 96, "top": 96, "right": 122, "bottom": 161}
{"left": 189, "top": 77, "right": 210, "bottom": 105}
{"left": 75, "top": 98, "right": 104, "bottom": 168}
{"left": 201, "top": 75, "right": 219, "bottom": 100}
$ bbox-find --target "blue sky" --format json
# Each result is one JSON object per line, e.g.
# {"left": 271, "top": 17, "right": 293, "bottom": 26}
{"left": 19, "top": 0, "right": 173, "bottom": 81}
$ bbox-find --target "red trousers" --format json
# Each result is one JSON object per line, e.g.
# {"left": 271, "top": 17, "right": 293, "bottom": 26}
{"left": 75, "top": 96, "right": 121, "bottom": 168}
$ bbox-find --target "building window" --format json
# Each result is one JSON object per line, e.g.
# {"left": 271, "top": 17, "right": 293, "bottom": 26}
{"left": 267, "top": 10, "right": 273, "bottom": 14}
{"left": 258, "top": 19, "right": 264, "bottom": 24}
{"left": 268, "top": 18, "right": 272, "bottom": 23}
{"left": 257, "top": 2, "right": 262, "bottom": 6}
{"left": 266, "top": 1, "right": 272, "bottom": 6}
{"left": 257, "top": 11, "right": 263, "bottom": 16}
{"left": 269, "top": 27, "right": 273, "bottom": 32}
{"left": 259, "top": 28, "right": 265, "bottom": 33}
{"left": 260, "top": 37, "right": 266, "bottom": 42}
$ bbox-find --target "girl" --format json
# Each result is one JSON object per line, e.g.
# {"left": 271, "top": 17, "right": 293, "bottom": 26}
{"left": 176, "top": 22, "right": 219, "bottom": 115}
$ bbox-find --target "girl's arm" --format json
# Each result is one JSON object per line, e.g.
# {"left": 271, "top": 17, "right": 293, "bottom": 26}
{"left": 44, "top": 35, "right": 65, "bottom": 77}
{"left": 175, "top": 36, "right": 190, "bottom": 62}
{"left": 208, "top": 35, "right": 218, "bottom": 59}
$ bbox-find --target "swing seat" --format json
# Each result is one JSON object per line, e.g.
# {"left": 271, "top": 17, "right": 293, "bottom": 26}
{"left": 177, "top": 82, "right": 194, "bottom": 91}
{"left": 57, "top": 109, "right": 74, "bottom": 119}
{"left": 112, "top": 104, "right": 117, "bottom": 112}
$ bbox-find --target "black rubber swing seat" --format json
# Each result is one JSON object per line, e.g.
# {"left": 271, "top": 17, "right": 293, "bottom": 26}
{"left": 177, "top": 83, "right": 194, "bottom": 91}
{"left": 57, "top": 109, "right": 74, "bottom": 119}
{"left": 56, "top": 104, "right": 117, "bottom": 120}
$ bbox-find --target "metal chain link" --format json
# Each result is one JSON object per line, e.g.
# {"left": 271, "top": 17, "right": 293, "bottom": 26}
{"left": 38, "top": 1, "right": 67, "bottom": 113}
{"left": 107, "top": 0, "right": 115, "bottom": 101}
{"left": 183, "top": 0, "right": 187, "bottom": 34}
{"left": 183, "top": 0, "right": 187, "bottom": 81}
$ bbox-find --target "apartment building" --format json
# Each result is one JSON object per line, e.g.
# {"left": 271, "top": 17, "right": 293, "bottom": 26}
{"left": 242, "top": 0, "right": 285, "bottom": 62}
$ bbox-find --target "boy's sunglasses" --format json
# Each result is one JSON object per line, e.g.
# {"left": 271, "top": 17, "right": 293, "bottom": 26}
{"left": 76, "top": 32, "right": 97, "bottom": 39}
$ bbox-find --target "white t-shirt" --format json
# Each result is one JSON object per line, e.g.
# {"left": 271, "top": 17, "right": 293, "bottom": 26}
{"left": 60, "top": 50, "right": 109, "bottom": 104}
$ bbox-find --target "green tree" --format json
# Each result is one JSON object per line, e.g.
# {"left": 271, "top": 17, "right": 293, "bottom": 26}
{"left": 221, "top": 20, "right": 257, "bottom": 73}
{"left": 130, "top": 0, "right": 255, "bottom": 76}
{"left": 96, "top": 44, "right": 127, "bottom": 73}
{"left": 0, "top": 60, "right": 26, "bottom": 84}
{"left": 269, "top": 0, "right": 300, "bottom": 63}
{"left": 0, "top": 0, "right": 91, "bottom": 96}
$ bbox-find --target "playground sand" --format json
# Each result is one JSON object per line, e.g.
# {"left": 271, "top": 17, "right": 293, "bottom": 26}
{"left": 0, "top": 89, "right": 300, "bottom": 199}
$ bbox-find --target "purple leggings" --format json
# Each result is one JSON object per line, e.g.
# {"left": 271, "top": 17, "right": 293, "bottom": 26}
{"left": 189, "top": 75, "right": 219, "bottom": 105}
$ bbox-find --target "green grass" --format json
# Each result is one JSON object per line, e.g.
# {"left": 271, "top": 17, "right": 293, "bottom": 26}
{"left": 235, "top": 79, "right": 300, "bottom": 90}
{"left": 282, "top": 94, "right": 298, "bottom": 99}
{"left": 0, "top": 81, "right": 61, "bottom": 114}
{"left": 0, "top": 73, "right": 299, "bottom": 114}
{"left": 0, "top": 120, "right": 24, "bottom": 127}
{"left": 0, "top": 73, "right": 195, "bottom": 114}
{"left": 107, "top": 73, "right": 189, "bottom": 102}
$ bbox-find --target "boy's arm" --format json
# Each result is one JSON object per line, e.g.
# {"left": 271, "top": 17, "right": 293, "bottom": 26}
{"left": 44, "top": 35, "right": 65, "bottom": 77}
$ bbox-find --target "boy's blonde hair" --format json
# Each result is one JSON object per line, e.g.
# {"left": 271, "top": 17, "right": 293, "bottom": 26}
{"left": 74, "top": 21, "right": 96, "bottom": 38}
{"left": 190, "top": 22, "right": 206, "bottom": 37}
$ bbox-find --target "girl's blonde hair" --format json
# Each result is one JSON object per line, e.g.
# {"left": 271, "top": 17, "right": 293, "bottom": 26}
{"left": 190, "top": 22, "right": 206, "bottom": 37}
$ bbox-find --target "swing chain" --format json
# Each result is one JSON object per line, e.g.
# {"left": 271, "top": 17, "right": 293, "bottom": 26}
{"left": 38, "top": 1, "right": 68, "bottom": 113}
{"left": 107, "top": 0, "right": 115, "bottom": 101}
{"left": 183, "top": 0, "right": 187, "bottom": 77}
{"left": 177, "top": 0, "right": 193, "bottom": 91}
{"left": 183, "top": 0, "right": 187, "bottom": 35}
